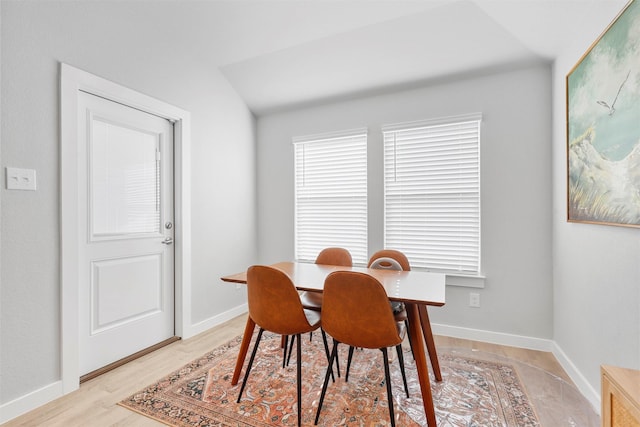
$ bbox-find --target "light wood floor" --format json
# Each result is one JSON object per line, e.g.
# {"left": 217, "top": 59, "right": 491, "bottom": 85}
{"left": 3, "top": 315, "right": 574, "bottom": 426}
{"left": 433, "top": 334, "right": 573, "bottom": 384}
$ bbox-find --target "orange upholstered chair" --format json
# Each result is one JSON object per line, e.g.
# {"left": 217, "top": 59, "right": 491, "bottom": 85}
{"left": 299, "top": 247, "right": 352, "bottom": 311}
{"left": 367, "top": 249, "right": 414, "bottom": 359}
{"left": 314, "top": 270, "right": 409, "bottom": 427}
{"left": 368, "top": 249, "right": 411, "bottom": 271}
{"left": 368, "top": 249, "right": 411, "bottom": 319}
{"left": 237, "top": 265, "right": 330, "bottom": 426}
{"left": 291, "top": 247, "right": 351, "bottom": 374}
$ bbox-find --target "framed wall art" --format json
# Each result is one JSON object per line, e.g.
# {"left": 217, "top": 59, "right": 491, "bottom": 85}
{"left": 566, "top": 0, "right": 640, "bottom": 227}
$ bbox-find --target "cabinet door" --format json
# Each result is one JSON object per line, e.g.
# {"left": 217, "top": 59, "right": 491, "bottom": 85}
{"left": 602, "top": 366, "right": 640, "bottom": 427}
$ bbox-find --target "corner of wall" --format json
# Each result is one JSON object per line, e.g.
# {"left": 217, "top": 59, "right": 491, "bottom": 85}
{"left": 552, "top": 341, "right": 601, "bottom": 414}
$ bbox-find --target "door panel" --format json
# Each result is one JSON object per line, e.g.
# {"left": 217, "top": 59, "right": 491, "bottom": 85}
{"left": 78, "top": 91, "right": 174, "bottom": 375}
{"left": 91, "top": 254, "right": 163, "bottom": 332}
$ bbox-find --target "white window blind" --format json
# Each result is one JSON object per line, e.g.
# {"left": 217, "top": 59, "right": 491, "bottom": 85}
{"left": 294, "top": 129, "right": 368, "bottom": 265}
{"left": 383, "top": 114, "right": 481, "bottom": 274}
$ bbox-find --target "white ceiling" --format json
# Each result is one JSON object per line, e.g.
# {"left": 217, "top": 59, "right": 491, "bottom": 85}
{"left": 203, "top": 0, "right": 628, "bottom": 115}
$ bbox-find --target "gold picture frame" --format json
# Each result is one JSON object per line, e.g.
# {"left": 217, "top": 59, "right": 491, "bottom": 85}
{"left": 566, "top": 0, "right": 640, "bottom": 227}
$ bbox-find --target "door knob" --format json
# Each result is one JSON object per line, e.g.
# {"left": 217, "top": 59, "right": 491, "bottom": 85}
{"left": 161, "top": 237, "right": 174, "bottom": 245}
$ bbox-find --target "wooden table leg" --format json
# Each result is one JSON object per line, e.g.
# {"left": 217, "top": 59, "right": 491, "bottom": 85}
{"left": 231, "top": 315, "right": 256, "bottom": 385}
{"left": 406, "top": 303, "right": 437, "bottom": 426}
{"left": 418, "top": 304, "right": 442, "bottom": 381}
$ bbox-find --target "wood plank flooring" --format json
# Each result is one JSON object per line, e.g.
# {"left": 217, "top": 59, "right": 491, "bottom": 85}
{"left": 433, "top": 335, "right": 573, "bottom": 383}
{"left": 3, "top": 315, "right": 576, "bottom": 426}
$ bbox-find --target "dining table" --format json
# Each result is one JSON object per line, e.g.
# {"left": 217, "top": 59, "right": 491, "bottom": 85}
{"left": 221, "top": 261, "right": 446, "bottom": 427}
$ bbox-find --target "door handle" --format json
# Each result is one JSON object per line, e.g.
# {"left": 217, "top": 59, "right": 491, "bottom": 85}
{"left": 161, "top": 237, "right": 174, "bottom": 245}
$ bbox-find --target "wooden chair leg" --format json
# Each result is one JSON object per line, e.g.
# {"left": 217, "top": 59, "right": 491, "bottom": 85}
{"left": 237, "top": 328, "right": 265, "bottom": 403}
{"left": 381, "top": 347, "right": 396, "bottom": 427}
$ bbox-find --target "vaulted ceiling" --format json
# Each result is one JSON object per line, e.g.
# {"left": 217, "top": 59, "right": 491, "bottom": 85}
{"left": 174, "top": 0, "right": 629, "bottom": 115}
{"left": 214, "top": 0, "right": 628, "bottom": 115}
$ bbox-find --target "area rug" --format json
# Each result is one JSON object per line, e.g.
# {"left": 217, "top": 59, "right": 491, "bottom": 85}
{"left": 120, "top": 331, "right": 540, "bottom": 426}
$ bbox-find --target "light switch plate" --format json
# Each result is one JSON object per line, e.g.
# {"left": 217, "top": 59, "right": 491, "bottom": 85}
{"left": 6, "top": 167, "right": 37, "bottom": 191}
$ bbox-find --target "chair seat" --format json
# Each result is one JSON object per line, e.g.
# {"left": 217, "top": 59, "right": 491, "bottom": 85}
{"left": 391, "top": 301, "right": 405, "bottom": 315}
{"left": 394, "top": 307, "right": 407, "bottom": 322}
{"left": 395, "top": 318, "right": 407, "bottom": 337}
{"left": 300, "top": 291, "right": 323, "bottom": 311}
{"left": 303, "top": 308, "right": 321, "bottom": 327}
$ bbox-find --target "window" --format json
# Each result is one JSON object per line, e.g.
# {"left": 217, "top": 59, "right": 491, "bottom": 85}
{"left": 383, "top": 114, "right": 481, "bottom": 274}
{"left": 294, "top": 129, "right": 368, "bottom": 264}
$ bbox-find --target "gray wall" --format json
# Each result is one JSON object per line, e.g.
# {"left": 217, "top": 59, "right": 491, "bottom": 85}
{"left": 552, "top": 26, "right": 640, "bottom": 391}
{"left": 257, "top": 64, "right": 553, "bottom": 339}
{"left": 3, "top": 0, "right": 637, "bottom": 415}
{"left": 0, "top": 2, "right": 256, "bottom": 403}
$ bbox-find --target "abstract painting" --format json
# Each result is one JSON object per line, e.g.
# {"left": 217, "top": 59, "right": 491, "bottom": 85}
{"left": 567, "top": 0, "right": 640, "bottom": 227}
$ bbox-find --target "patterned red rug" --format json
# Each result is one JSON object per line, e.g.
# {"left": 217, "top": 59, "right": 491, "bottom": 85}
{"left": 120, "top": 331, "right": 540, "bottom": 426}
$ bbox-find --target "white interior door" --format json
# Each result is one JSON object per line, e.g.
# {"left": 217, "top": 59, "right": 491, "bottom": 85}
{"left": 77, "top": 91, "right": 175, "bottom": 375}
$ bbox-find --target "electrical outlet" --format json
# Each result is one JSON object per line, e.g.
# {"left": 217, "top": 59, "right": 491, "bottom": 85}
{"left": 469, "top": 292, "right": 480, "bottom": 308}
{"left": 6, "top": 167, "right": 37, "bottom": 191}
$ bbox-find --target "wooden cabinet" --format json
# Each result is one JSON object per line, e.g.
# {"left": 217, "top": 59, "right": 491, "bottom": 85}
{"left": 601, "top": 365, "right": 640, "bottom": 427}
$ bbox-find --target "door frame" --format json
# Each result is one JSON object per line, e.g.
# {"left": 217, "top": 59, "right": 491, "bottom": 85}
{"left": 60, "top": 63, "right": 192, "bottom": 394}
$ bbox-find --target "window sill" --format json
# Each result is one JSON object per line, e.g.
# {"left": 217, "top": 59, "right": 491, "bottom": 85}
{"left": 445, "top": 273, "right": 485, "bottom": 288}
{"left": 413, "top": 268, "right": 486, "bottom": 288}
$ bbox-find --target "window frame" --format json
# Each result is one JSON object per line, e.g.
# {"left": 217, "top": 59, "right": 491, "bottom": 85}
{"left": 382, "top": 113, "right": 482, "bottom": 275}
{"left": 293, "top": 128, "right": 368, "bottom": 265}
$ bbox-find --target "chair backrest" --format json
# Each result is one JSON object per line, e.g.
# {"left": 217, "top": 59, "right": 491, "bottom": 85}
{"left": 315, "top": 247, "right": 353, "bottom": 267}
{"left": 246, "top": 265, "right": 313, "bottom": 335}
{"left": 369, "top": 257, "right": 402, "bottom": 271}
{"left": 322, "top": 271, "right": 401, "bottom": 349}
{"left": 367, "top": 249, "right": 410, "bottom": 271}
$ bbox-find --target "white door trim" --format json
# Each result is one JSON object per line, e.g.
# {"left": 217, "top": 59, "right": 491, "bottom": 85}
{"left": 60, "top": 63, "right": 192, "bottom": 394}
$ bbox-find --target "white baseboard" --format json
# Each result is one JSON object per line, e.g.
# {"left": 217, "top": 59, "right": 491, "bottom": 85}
{"left": 551, "top": 341, "right": 601, "bottom": 414}
{"left": 1, "top": 316, "right": 600, "bottom": 423}
{"left": 0, "top": 381, "right": 63, "bottom": 424}
{"left": 0, "top": 304, "right": 249, "bottom": 424}
{"left": 185, "top": 303, "right": 248, "bottom": 338}
{"left": 431, "top": 323, "right": 554, "bottom": 352}
{"left": 432, "top": 323, "right": 600, "bottom": 415}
